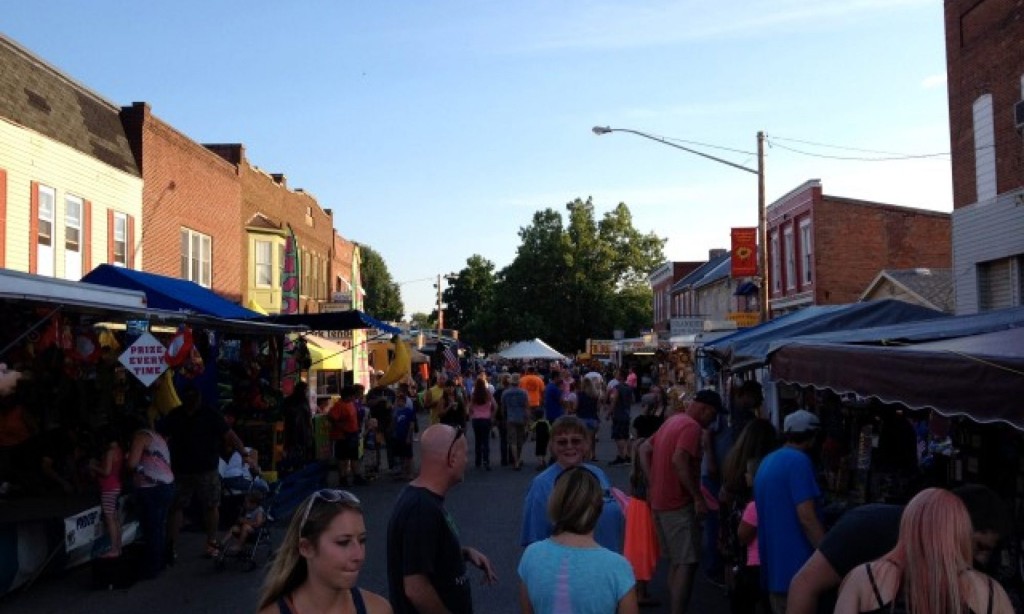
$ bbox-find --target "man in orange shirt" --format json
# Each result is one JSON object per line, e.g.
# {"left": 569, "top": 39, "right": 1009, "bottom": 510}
{"left": 518, "top": 366, "right": 545, "bottom": 420}
{"left": 327, "top": 386, "right": 363, "bottom": 486}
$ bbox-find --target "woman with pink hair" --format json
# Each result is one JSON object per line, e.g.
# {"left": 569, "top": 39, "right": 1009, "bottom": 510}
{"left": 835, "top": 487, "right": 1011, "bottom": 614}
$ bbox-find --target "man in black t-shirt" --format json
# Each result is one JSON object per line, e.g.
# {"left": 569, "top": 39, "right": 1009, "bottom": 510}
{"left": 160, "top": 386, "right": 245, "bottom": 559}
{"left": 387, "top": 423, "right": 497, "bottom": 613}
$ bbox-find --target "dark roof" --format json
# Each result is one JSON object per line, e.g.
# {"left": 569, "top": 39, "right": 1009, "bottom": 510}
{"left": 670, "top": 251, "right": 731, "bottom": 293}
{"left": 692, "top": 255, "right": 732, "bottom": 290}
{"left": 881, "top": 268, "right": 953, "bottom": 312}
{"left": 0, "top": 35, "right": 139, "bottom": 176}
{"left": 82, "top": 264, "right": 257, "bottom": 319}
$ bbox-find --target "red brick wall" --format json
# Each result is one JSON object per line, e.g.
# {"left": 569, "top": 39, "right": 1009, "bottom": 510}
{"left": 121, "top": 102, "right": 243, "bottom": 302}
{"left": 333, "top": 232, "right": 355, "bottom": 292}
{"left": 812, "top": 197, "right": 951, "bottom": 304}
{"left": 945, "top": 0, "right": 1024, "bottom": 208}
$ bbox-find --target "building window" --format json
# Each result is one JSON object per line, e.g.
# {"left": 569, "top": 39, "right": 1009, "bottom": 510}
{"left": 784, "top": 227, "right": 796, "bottom": 290}
{"left": 36, "top": 185, "right": 56, "bottom": 276}
{"left": 972, "top": 94, "right": 996, "bottom": 203}
{"left": 978, "top": 255, "right": 1022, "bottom": 311}
{"left": 799, "top": 220, "right": 812, "bottom": 285}
{"left": 180, "top": 227, "right": 212, "bottom": 287}
{"left": 770, "top": 231, "right": 781, "bottom": 293}
{"left": 255, "top": 240, "right": 273, "bottom": 286}
{"left": 64, "top": 195, "right": 82, "bottom": 280}
{"left": 112, "top": 212, "right": 128, "bottom": 266}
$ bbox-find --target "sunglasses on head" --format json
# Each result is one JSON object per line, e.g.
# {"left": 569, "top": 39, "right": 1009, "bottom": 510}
{"left": 447, "top": 426, "right": 465, "bottom": 460}
{"left": 298, "top": 488, "right": 360, "bottom": 534}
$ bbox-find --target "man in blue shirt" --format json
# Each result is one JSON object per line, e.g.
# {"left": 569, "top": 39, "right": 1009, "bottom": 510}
{"left": 754, "top": 409, "right": 824, "bottom": 614}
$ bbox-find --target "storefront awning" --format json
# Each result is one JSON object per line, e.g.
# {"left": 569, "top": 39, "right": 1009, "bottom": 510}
{"left": 305, "top": 335, "right": 352, "bottom": 371}
{"left": 82, "top": 264, "right": 260, "bottom": 319}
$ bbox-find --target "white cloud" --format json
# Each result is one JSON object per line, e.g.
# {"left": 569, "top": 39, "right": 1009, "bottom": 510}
{"left": 921, "top": 73, "right": 947, "bottom": 89}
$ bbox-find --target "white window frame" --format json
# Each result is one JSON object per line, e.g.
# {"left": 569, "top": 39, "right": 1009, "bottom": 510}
{"left": 799, "top": 219, "right": 812, "bottom": 286}
{"left": 255, "top": 240, "right": 273, "bottom": 287}
{"left": 37, "top": 185, "right": 56, "bottom": 276}
{"left": 64, "top": 195, "right": 83, "bottom": 280}
{"left": 972, "top": 94, "right": 996, "bottom": 203}
{"left": 180, "top": 227, "right": 212, "bottom": 287}
{"left": 770, "top": 231, "right": 781, "bottom": 293}
{"left": 113, "top": 212, "right": 128, "bottom": 267}
{"left": 784, "top": 227, "right": 796, "bottom": 290}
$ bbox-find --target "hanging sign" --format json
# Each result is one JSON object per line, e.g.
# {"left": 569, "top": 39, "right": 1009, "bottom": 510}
{"left": 119, "top": 332, "right": 169, "bottom": 387}
{"left": 731, "top": 227, "right": 758, "bottom": 277}
{"left": 64, "top": 505, "right": 103, "bottom": 551}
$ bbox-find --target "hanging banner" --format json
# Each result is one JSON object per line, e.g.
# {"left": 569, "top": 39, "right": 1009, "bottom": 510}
{"left": 731, "top": 227, "right": 758, "bottom": 278}
{"left": 119, "top": 332, "right": 169, "bottom": 387}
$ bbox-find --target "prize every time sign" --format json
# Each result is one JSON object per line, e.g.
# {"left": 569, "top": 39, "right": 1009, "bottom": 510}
{"left": 118, "top": 332, "right": 169, "bottom": 387}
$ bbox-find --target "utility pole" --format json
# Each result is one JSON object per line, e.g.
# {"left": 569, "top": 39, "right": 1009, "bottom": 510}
{"left": 436, "top": 273, "right": 444, "bottom": 337}
{"left": 757, "top": 131, "right": 768, "bottom": 324}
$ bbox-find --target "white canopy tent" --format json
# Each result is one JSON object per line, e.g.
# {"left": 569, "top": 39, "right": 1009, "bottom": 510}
{"left": 498, "top": 338, "right": 567, "bottom": 360}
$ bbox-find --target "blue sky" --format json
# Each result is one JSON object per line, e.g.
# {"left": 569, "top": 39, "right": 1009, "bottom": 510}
{"left": 3, "top": 1, "right": 952, "bottom": 318}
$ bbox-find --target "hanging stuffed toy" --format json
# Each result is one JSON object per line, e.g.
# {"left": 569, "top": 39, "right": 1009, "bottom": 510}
{"left": 70, "top": 331, "right": 101, "bottom": 364}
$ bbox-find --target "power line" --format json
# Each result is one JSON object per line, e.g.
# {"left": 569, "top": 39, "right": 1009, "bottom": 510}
{"left": 767, "top": 137, "right": 951, "bottom": 162}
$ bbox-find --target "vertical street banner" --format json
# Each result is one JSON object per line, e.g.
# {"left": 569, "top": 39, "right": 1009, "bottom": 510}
{"left": 280, "top": 224, "right": 301, "bottom": 395}
{"left": 731, "top": 227, "right": 758, "bottom": 278}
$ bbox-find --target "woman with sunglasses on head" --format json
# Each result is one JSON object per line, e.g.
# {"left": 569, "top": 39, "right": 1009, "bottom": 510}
{"left": 258, "top": 489, "right": 392, "bottom": 614}
{"left": 518, "top": 467, "right": 639, "bottom": 614}
{"left": 520, "top": 415, "right": 626, "bottom": 553}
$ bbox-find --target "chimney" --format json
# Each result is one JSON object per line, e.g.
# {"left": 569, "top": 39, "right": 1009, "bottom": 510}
{"left": 271, "top": 174, "right": 287, "bottom": 188}
{"left": 709, "top": 248, "right": 727, "bottom": 260}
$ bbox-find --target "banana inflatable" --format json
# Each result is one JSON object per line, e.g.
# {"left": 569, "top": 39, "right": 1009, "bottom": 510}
{"left": 377, "top": 336, "right": 411, "bottom": 387}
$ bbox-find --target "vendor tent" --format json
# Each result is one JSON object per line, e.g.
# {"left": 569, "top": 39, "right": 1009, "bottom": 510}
{"left": 499, "top": 338, "right": 566, "bottom": 360}
{"left": 770, "top": 325, "right": 1024, "bottom": 429}
{"left": 704, "top": 299, "right": 946, "bottom": 372}
{"left": 305, "top": 335, "right": 352, "bottom": 371}
{"left": 255, "top": 310, "right": 400, "bottom": 335}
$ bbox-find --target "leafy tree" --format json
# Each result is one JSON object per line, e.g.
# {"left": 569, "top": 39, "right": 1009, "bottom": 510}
{"left": 359, "top": 244, "right": 404, "bottom": 321}
{"left": 409, "top": 312, "right": 434, "bottom": 330}
{"left": 442, "top": 255, "right": 496, "bottom": 335}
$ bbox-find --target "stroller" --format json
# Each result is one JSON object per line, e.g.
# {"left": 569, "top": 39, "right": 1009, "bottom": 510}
{"left": 214, "top": 480, "right": 278, "bottom": 572}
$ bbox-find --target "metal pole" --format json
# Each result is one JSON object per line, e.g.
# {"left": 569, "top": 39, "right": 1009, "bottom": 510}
{"left": 437, "top": 274, "right": 443, "bottom": 337}
{"left": 757, "top": 131, "right": 768, "bottom": 323}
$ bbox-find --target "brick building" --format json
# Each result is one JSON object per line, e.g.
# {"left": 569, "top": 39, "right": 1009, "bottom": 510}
{"left": 944, "top": 0, "right": 1024, "bottom": 313}
{"left": 767, "top": 180, "right": 951, "bottom": 316}
{"left": 647, "top": 260, "right": 703, "bottom": 339}
{"left": 0, "top": 35, "right": 143, "bottom": 278}
{"left": 120, "top": 102, "right": 243, "bottom": 302}
{"left": 205, "top": 144, "right": 335, "bottom": 314}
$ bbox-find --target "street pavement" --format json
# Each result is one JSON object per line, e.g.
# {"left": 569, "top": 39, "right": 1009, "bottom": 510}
{"left": 1, "top": 410, "right": 729, "bottom": 613}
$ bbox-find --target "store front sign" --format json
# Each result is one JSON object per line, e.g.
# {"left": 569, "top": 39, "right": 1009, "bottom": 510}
{"left": 119, "top": 332, "right": 169, "bottom": 387}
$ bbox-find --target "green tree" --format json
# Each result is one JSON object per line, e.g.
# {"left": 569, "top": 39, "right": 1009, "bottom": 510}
{"left": 359, "top": 244, "right": 404, "bottom": 321}
{"left": 442, "top": 255, "right": 496, "bottom": 334}
{"left": 409, "top": 312, "right": 434, "bottom": 330}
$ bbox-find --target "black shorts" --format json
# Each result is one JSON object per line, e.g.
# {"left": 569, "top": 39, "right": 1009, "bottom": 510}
{"left": 534, "top": 421, "right": 550, "bottom": 456}
{"left": 390, "top": 439, "right": 412, "bottom": 459}
{"left": 333, "top": 436, "right": 359, "bottom": 461}
{"left": 612, "top": 418, "right": 631, "bottom": 441}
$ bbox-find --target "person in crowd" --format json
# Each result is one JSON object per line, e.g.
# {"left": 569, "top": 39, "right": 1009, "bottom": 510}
{"left": 787, "top": 484, "right": 1013, "bottom": 614}
{"left": 625, "top": 408, "right": 662, "bottom": 608}
{"left": 328, "top": 387, "right": 366, "bottom": 487}
{"left": 543, "top": 369, "right": 565, "bottom": 426}
{"left": 368, "top": 387, "right": 394, "bottom": 474}
{"left": 282, "top": 381, "right": 314, "bottom": 468}
{"left": 440, "top": 381, "right": 468, "bottom": 429}
{"left": 637, "top": 388, "right": 722, "bottom": 614}
{"left": 161, "top": 386, "right": 246, "bottom": 560}
{"left": 576, "top": 375, "right": 603, "bottom": 461}
{"left": 834, "top": 488, "right": 1011, "bottom": 614}
{"left": 718, "top": 418, "right": 778, "bottom": 601}
{"left": 625, "top": 366, "right": 638, "bottom": 390}
{"left": 468, "top": 376, "right": 496, "bottom": 471}
{"left": 754, "top": 409, "right": 824, "bottom": 614}
{"left": 494, "top": 373, "right": 509, "bottom": 467}
{"left": 607, "top": 369, "right": 635, "bottom": 465}
{"left": 217, "top": 489, "right": 266, "bottom": 558}
{"left": 387, "top": 424, "right": 497, "bottom": 614}
{"left": 89, "top": 424, "right": 124, "bottom": 558}
{"left": 126, "top": 423, "right": 174, "bottom": 579}
{"left": 521, "top": 415, "right": 625, "bottom": 553}
{"left": 424, "top": 373, "right": 447, "bottom": 426}
{"left": 258, "top": 488, "right": 392, "bottom": 614}
{"left": 562, "top": 380, "right": 579, "bottom": 416}
{"left": 390, "top": 385, "right": 417, "bottom": 482}
{"left": 502, "top": 373, "right": 529, "bottom": 471}
{"left": 518, "top": 467, "right": 638, "bottom": 614}
{"left": 519, "top": 366, "right": 545, "bottom": 425}
{"left": 732, "top": 458, "right": 769, "bottom": 614}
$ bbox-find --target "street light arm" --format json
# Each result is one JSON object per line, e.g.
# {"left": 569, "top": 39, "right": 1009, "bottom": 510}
{"left": 592, "top": 126, "right": 757, "bottom": 175}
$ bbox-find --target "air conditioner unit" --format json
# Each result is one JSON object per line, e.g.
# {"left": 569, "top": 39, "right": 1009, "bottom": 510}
{"left": 1015, "top": 100, "right": 1024, "bottom": 132}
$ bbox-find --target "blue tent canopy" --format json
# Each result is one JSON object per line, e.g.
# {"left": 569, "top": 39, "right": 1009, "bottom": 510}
{"left": 703, "top": 299, "right": 947, "bottom": 371}
{"left": 255, "top": 310, "right": 401, "bottom": 335}
{"left": 82, "top": 264, "right": 260, "bottom": 319}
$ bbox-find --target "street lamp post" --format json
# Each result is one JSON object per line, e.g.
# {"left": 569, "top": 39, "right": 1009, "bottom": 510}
{"left": 435, "top": 272, "right": 458, "bottom": 337}
{"left": 592, "top": 126, "right": 769, "bottom": 323}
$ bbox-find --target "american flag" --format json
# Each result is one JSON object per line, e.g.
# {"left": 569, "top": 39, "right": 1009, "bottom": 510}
{"left": 443, "top": 344, "right": 460, "bottom": 374}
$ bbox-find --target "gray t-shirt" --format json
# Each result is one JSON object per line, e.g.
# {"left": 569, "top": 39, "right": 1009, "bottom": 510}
{"left": 502, "top": 387, "right": 529, "bottom": 424}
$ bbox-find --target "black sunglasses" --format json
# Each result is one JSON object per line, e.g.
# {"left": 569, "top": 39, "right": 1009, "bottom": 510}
{"left": 447, "top": 426, "right": 465, "bottom": 461}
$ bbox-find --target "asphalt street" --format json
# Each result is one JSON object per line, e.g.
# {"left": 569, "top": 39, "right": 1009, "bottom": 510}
{"left": 2, "top": 411, "right": 729, "bottom": 613}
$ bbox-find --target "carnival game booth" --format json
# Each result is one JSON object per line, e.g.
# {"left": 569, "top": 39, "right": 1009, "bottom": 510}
{"left": 0, "top": 268, "right": 299, "bottom": 596}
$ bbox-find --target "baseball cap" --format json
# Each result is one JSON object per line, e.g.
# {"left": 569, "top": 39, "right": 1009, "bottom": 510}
{"left": 784, "top": 409, "right": 821, "bottom": 434}
{"left": 693, "top": 389, "right": 723, "bottom": 412}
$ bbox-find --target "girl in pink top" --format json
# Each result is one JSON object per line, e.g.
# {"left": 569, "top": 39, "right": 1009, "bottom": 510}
{"left": 733, "top": 458, "right": 769, "bottom": 614}
{"left": 469, "top": 377, "right": 497, "bottom": 470}
{"left": 90, "top": 427, "right": 124, "bottom": 558}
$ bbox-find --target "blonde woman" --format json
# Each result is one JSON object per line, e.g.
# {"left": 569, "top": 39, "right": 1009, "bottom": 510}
{"left": 518, "top": 467, "right": 638, "bottom": 614}
{"left": 258, "top": 489, "right": 391, "bottom": 614}
{"left": 835, "top": 488, "right": 1010, "bottom": 614}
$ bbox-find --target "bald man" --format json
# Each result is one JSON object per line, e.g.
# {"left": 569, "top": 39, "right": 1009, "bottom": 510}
{"left": 387, "top": 424, "right": 497, "bottom": 614}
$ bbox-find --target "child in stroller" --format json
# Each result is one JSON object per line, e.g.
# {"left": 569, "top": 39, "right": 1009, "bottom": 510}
{"left": 214, "top": 486, "right": 274, "bottom": 571}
